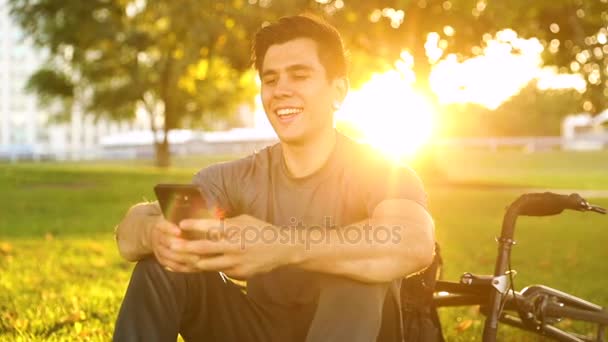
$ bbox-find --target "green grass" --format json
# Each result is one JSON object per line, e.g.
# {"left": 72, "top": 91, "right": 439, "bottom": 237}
{"left": 0, "top": 150, "right": 607, "bottom": 341}
{"left": 433, "top": 148, "right": 608, "bottom": 189}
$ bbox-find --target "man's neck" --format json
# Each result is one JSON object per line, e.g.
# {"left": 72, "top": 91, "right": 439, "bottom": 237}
{"left": 281, "top": 129, "right": 337, "bottom": 179}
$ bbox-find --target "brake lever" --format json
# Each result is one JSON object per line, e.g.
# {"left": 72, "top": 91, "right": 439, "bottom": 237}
{"left": 588, "top": 205, "right": 607, "bottom": 214}
{"left": 580, "top": 199, "right": 607, "bottom": 214}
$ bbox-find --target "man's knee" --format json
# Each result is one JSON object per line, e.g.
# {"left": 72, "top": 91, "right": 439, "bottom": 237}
{"left": 130, "top": 257, "right": 168, "bottom": 282}
{"left": 128, "top": 257, "right": 193, "bottom": 294}
{"left": 318, "top": 275, "right": 389, "bottom": 308}
{"left": 315, "top": 274, "right": 390, "bottom": 327}
{"left": 132, "top": 256, "right": 162, "bottom": 272}
{"left": 305, "top": 276, "right": 390, "bottom": 342}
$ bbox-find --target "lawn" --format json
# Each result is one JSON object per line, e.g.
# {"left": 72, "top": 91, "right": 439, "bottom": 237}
{"left": 0, "top": 149, "right": 607, "bottom": 341}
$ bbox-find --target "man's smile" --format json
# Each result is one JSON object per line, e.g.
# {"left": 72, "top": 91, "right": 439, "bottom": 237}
{"left": 275, "top": 107, "right": 303, "bottom": 123}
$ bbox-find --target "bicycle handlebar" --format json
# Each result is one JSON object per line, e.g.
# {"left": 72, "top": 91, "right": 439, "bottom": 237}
{"left": 483, "top": 192, "right": 605, "bottom": 341}
{"left": 514, "top": 192, "right": 606, "bottom": 217}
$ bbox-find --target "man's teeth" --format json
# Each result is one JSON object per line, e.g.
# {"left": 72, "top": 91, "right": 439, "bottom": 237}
{"left": 276, "top": 108, "right": 302, "bottom": 116}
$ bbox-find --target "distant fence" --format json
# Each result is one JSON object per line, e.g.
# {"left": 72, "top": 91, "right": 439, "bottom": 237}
{"left": 0, "top": 138, "right": 280, "bottom": 162}
{"left": 2, "top": 136, "right": 607, "bottom": 162}
{"left": 433, "top": 135, "right": 608, "bottom": 152}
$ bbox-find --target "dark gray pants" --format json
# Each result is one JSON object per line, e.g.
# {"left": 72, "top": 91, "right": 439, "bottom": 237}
{"left": 113, "top": 258, "right": 399, "bottom": 342}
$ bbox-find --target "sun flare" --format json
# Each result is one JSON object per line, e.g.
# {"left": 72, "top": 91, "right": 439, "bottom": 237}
{"left": 253, "top": 30, "right": 581, "bottom": 160}
{"left": 335, "top": 70, "right": 435, "bottom": 161}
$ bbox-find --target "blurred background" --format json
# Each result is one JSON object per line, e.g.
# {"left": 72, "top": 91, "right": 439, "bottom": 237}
{"left": 0, "top": 0, "right": 607, "bottom": 340}
{"left": 0, "top": 0, "right": 607, "bottom": 167}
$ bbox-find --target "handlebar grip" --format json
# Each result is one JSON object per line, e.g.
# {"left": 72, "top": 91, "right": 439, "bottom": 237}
{"left": 516, "top": 192, "right": 587, "bottom": 216}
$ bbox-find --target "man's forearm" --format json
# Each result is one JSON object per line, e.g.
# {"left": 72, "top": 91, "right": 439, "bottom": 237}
{"left": 173, "top": 200, "right": 434, "bottom": 282}
{"left": 290, "top": 218, "right": 434, "bottom": 283}
{"left": 114, "top": 202, "right": 160, "bottom": 261}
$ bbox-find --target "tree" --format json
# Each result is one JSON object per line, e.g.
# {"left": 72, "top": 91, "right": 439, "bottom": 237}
{"left": 250, "top": 1, "right": 607, "bottom": 112}
{"left": 11, "top": 0, "right": 607, "bottom": 167}
{"left": 482, "top": 0, "right": 608, "bottom": 114}
{"left": 490, "top": 82, "right": 583, "bottom": 136}
{"left": 10, "top": 0, "right": 258, "bottom": 167}
{"left": 438, "top": 82, "right": 583, "bottom": 137}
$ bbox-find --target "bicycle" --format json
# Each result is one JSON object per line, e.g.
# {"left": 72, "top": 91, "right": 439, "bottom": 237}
{"left": 432, "top": 192, "right": 607, "bottom": 342}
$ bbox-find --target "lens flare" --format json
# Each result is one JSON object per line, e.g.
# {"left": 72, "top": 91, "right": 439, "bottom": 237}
{"left": 335, "top": 70, "right": 435, "bottom": 160}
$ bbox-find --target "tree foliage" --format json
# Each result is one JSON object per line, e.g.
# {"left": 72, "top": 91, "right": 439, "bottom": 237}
{"left": 9, "top": 0, "right": 258, "bottom": 166}
{"left": 439, "top": 81, "right": 583, "bottom": 137}
{"left": 310, "top": 0, "right": 607, "bottom": 113}
{"left": 9, "top": 0, "right": 607, "bottom": 167}
{"left": 480, "top": 0, "right": 608, "bottom": 114}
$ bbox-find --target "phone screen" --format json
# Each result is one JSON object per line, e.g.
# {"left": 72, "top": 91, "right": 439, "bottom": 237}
{"left": 153, "top": 184, "right": 211, "bottom": 224}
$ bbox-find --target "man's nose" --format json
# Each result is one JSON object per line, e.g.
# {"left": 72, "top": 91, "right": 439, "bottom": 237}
{"left": 273, "top": 76, "right": 293, "bottom": 97}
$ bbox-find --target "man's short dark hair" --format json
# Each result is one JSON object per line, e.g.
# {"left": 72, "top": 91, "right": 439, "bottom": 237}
{"left": 252, "top": 14, "right": 347, "bottom": 80}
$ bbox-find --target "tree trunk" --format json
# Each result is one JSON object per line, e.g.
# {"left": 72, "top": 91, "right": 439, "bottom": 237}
{"left": 155, "top": 139, "right": 170, "bottom": 168}
{"left": 154, "top": 122, "right": 171, "bottom": 168}
{"left": 144, "top": 98, "right": 171, "bottom": 168}
{"left": 156, "top": 51, "right": 174, "bottom": 168}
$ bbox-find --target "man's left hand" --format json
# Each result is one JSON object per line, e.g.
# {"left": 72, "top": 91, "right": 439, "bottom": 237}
{"left": 169, "top": 215, "right": 299, "bottom": 279}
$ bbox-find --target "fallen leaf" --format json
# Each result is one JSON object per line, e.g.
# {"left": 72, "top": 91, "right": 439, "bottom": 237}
{"left": 456, "top": 319, "right": 473, "bottom": 332}
{"left": 0, "top": 242, "right": 13, "bottom": 255}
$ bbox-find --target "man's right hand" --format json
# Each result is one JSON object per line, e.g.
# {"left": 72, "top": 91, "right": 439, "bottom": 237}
{"left": 114, "top": 202, "right": 161, "bottom": 261}
{"left": 149, "top": 218, "right": 200, "bottom": 272}
{"left": 115, "top": 201, "right": 205, "bottom": 271}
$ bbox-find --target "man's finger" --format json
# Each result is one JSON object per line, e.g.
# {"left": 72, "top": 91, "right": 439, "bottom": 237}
{"left": 195, "top": 254, "right": 238, "bottom": 271}
{"left": 179, "top": 218, "right": 223, "bottom": 234}
{"left": 173, "top": 238, "right": 242, "bottom": 255}
{"left": 156, "top": 219, "right": 182, "bottom": 236}
{"left": 156, "top": 244, "right": 200, "bottom": 266}
{"left": 158, "top": 233, "right": 187, "bottom": 250}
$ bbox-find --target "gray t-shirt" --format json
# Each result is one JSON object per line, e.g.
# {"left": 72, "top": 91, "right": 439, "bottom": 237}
{"left": 192, "top": 132, "right": 427, "bottom": 310}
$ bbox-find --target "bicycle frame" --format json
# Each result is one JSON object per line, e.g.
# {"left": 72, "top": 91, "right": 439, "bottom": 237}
{"left": 483, "top": 195, "right": 522, "bottom": 341}
{"left": 435, "top": 280, "right": 608, "bottom": 341}
{"left": 433, "top": 192, "right": 607, "bottom": 342}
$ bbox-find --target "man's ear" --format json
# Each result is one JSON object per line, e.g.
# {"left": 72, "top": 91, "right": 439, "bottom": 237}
{"left": 333, "top": 77, "right": 349, "bottom": 105}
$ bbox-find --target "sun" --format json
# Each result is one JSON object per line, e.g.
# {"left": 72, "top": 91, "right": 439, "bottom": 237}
{"left": 335, "top": 70, "right": 435, "bottom": 161}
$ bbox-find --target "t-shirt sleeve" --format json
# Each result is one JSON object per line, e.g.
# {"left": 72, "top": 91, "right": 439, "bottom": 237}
{"left": 365, "top": 164, "right": 428, "bottom": 216}
{"left": 191, "top": 162, "right": 242, "bottom": 218}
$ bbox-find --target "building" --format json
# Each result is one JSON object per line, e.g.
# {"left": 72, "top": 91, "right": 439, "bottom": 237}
{"left": 0, "top": 0, "right": 44, "bottom": 159}
{"left": 1, "top": 1, "right": 274, "bottom": 161}
{"left": 0, "top": 0, "right": 147, "bottom": 161}
{"left": 562, "top": 109, "right": 608, "bottom": 151}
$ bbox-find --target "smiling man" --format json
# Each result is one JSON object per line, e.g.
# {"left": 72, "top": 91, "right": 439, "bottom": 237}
{"left": 113, "top": 14, "right": 435, "bottom": 342}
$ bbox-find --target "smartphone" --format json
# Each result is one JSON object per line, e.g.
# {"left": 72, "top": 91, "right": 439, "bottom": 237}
{"left": 153, "top": 184, "right": 211, "bottom": 225}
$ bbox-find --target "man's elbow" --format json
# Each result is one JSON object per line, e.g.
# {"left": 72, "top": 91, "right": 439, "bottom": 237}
{"left": 116, "top": 238, "right": 141, "bottom": 262}
{"left": 113, "top": 202, "right": 158, "bottom": 262}
{"left": 115, "top": 224, "right": 142, "bottom": 262}
{"left": 373, "top": 239, "right": 435, "bottom": 283}
{"left": 401, "top": 220, "right": 436, "bottom": 278}
{"left": 415, "top": 236, "right": 435, "bottom": 273}
{"left": 417, "top": 220, "right": 436, "bottom": 270}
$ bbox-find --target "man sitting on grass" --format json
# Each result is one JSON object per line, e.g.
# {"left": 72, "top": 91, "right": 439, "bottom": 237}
{"left": 113, "top": 14, "right": 435, "bottom": 342}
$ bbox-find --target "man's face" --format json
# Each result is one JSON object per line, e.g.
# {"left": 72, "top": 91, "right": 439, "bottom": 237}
{"left": 260, "top": 38, "right": 344, "bottom": 145}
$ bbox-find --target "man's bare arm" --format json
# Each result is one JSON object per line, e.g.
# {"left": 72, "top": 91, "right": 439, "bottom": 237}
{"left": 168, "top": 199, "right": 434, "bottom": 282}
{"left": 114, "top": 201, "right": 162, "bottom": 261}
{"left": 292, "top": 199, "right": 435, "bottom": 283}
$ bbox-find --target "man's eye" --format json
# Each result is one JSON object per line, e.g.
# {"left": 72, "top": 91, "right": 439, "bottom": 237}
{"left": 263, "top": 77, "right": 277, "bottom": 85}
{"left": 293, "top": 74, "right": 309, "bottom": 80}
